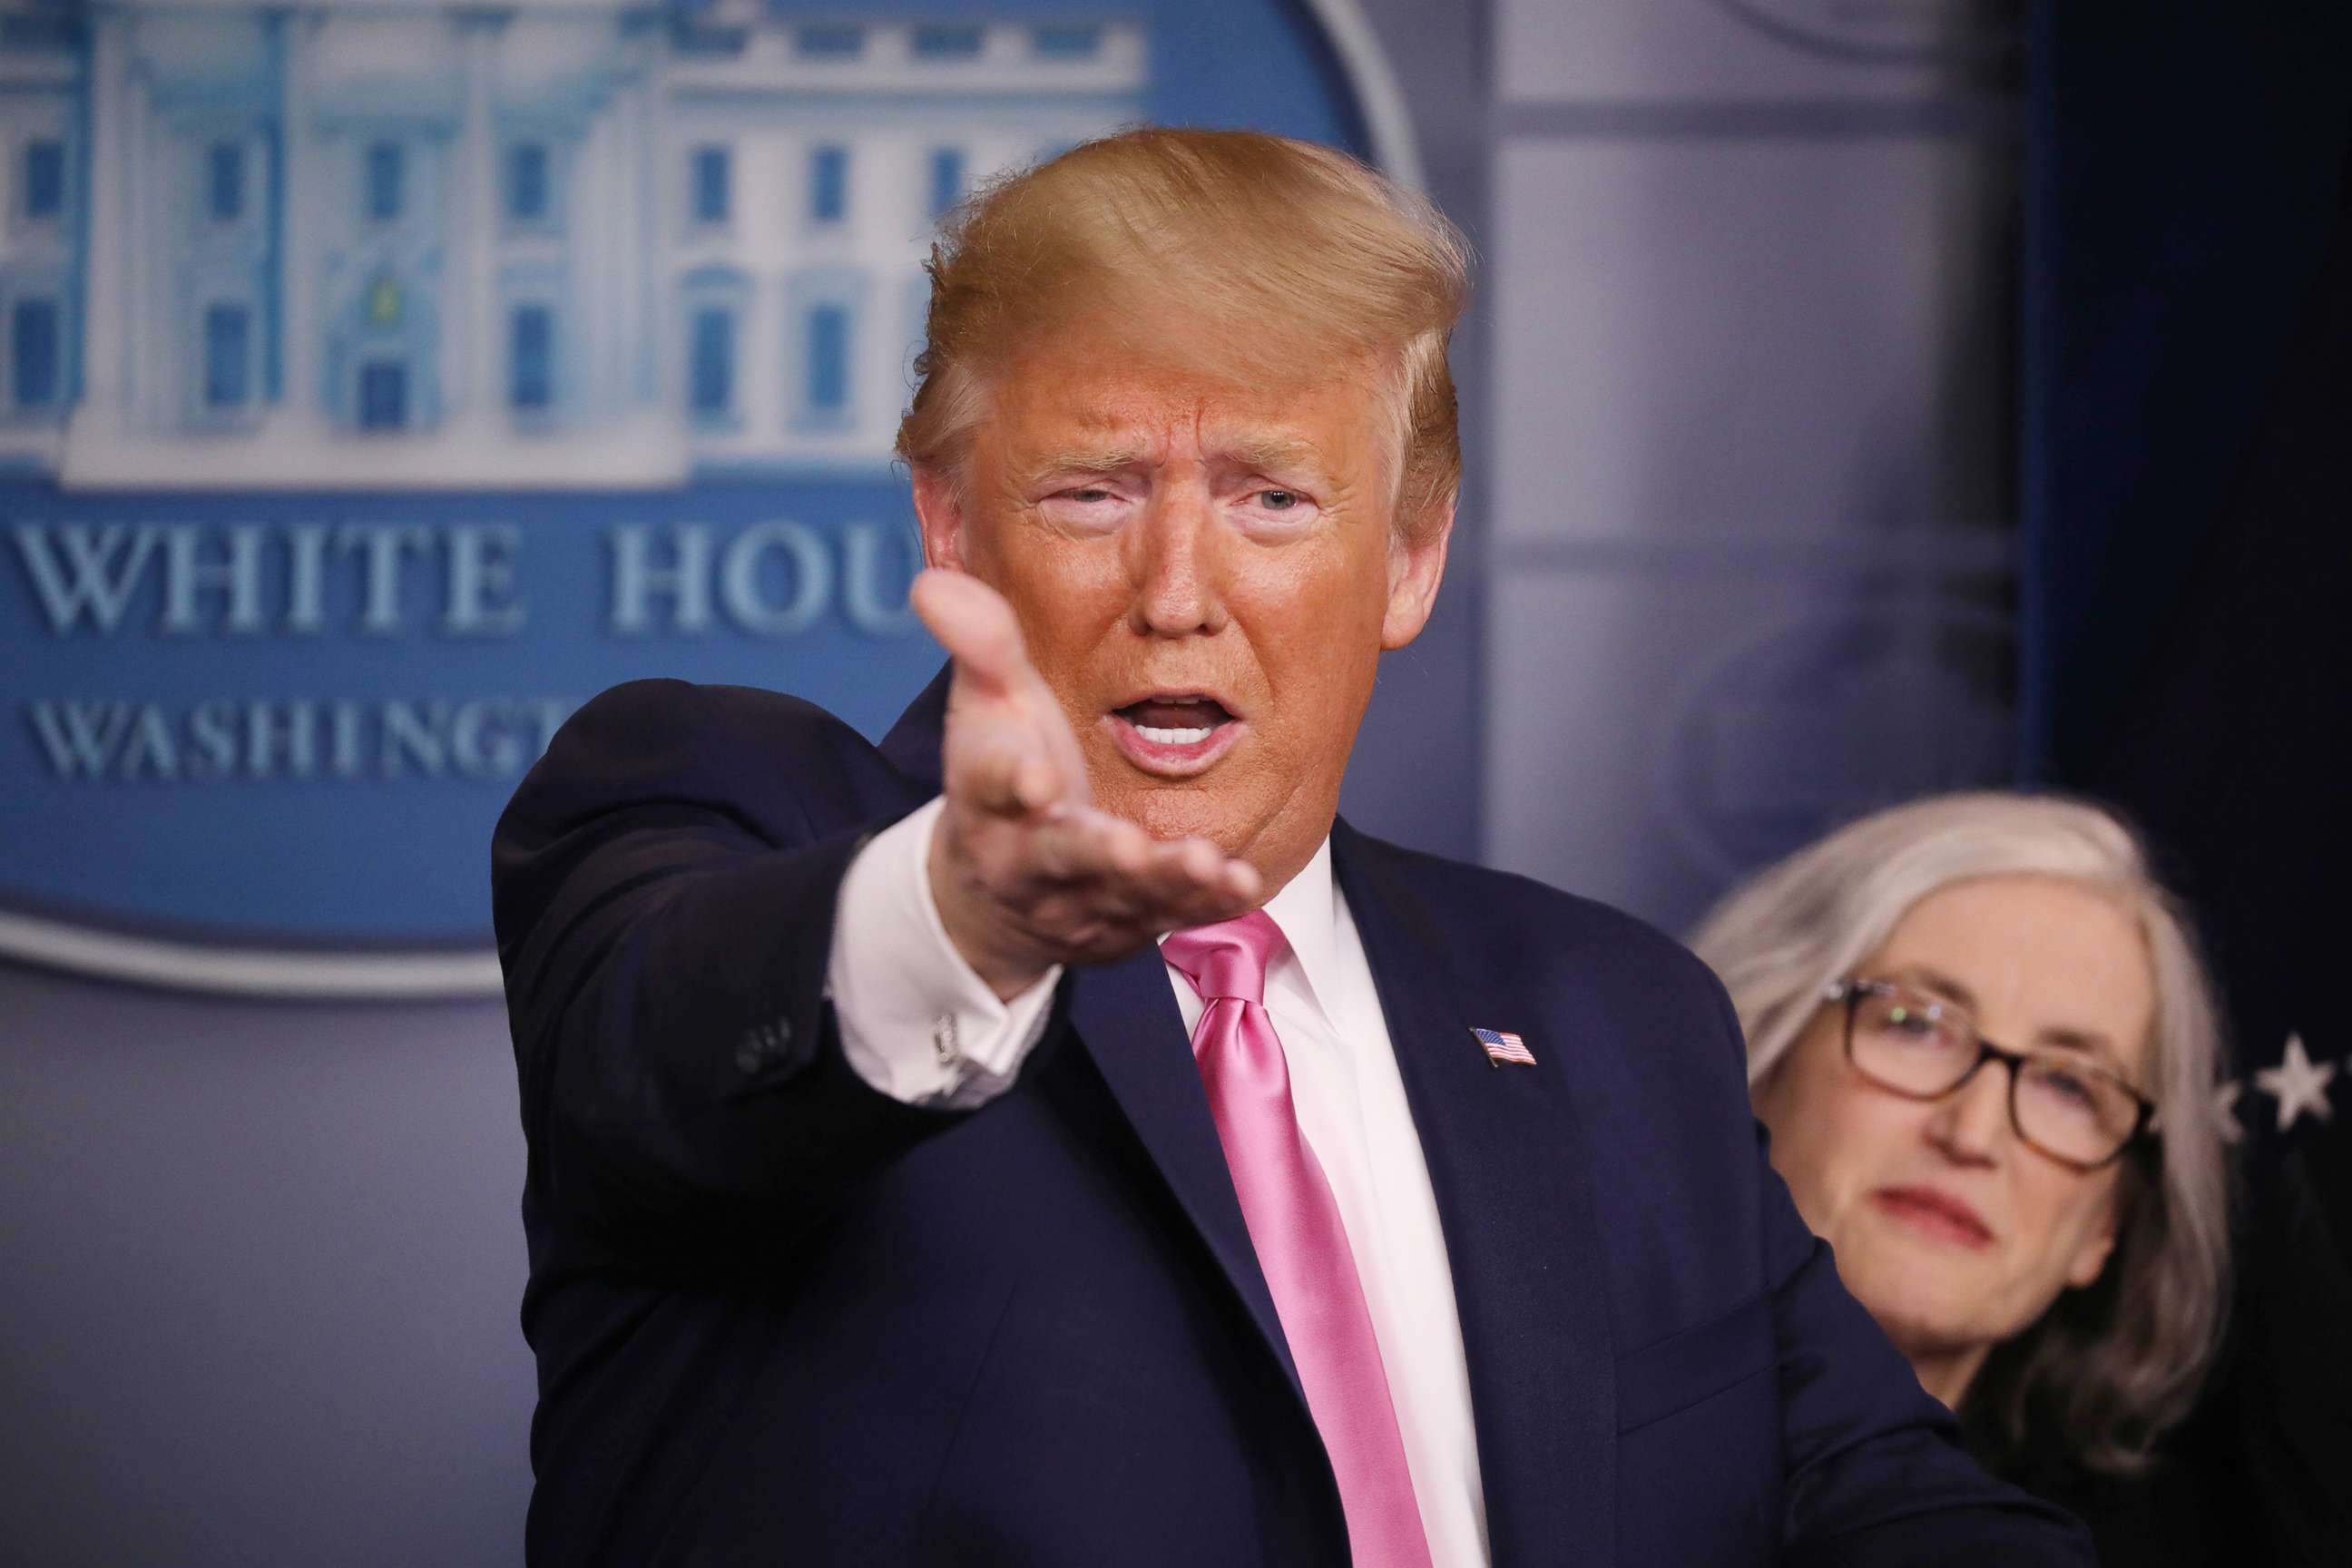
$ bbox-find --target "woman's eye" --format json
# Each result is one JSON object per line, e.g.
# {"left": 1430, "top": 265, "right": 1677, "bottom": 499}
{"left": 2040, "top": 1068, "right": 2097, "bottom": 1107}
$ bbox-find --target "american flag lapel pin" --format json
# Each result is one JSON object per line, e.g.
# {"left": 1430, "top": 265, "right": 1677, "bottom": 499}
{"left": 1472, "top": 1027, "right": 1536, "bottom": 1069}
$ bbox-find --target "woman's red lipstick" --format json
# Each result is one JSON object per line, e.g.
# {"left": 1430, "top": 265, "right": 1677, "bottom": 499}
{"left": 1870, "top": 1186, "right": 1994, "bottom": 1250}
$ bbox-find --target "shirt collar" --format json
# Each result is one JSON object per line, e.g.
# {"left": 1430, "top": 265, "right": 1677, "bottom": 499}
{"left": 1259, "top": 834, "right": 1343, "bottom": 1017}
{"left": 1152, "top": 834, "right": 1343, "bottom": 1014}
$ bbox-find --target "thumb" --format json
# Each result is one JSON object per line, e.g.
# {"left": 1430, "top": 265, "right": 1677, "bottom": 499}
{"left": 910, "top": 569, "right": 1031, "bottom": 701}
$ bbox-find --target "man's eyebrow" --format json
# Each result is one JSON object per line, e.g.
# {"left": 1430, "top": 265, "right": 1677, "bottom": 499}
{"left": 1024, "top": 444, "right": 1154, "bottom": 476}
{"left": 1016, "top": 435, "right": 1330, "bottom": 478}
{"left": 1213, "top": 436, "right": 1326, "bottom": 474}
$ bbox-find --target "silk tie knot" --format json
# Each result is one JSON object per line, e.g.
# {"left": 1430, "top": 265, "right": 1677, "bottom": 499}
{"left": 1161, "top": 908, "right": 1286, "bottom": 1007}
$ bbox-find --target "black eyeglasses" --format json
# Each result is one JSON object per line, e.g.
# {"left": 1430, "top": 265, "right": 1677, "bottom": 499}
{"left": 1823, "top": 978, "right": 2156, "bottom": 1171}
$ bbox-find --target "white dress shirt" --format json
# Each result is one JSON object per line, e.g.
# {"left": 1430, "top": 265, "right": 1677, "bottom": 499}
{"left": 829, "top": 797, "right": 1491, "bottom": 1566}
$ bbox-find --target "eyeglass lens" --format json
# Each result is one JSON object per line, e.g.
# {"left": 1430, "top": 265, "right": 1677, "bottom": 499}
{"left": 1847, "top": 984, "right": 2141, "bottom": 1164}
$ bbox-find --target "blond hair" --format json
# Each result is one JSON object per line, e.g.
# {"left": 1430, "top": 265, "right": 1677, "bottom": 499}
{"left": 1690, "top": 792, "right": 2233, "bottom": 1475}
{"left": 897, "top": 128, "right": 1470, "bottom": 538}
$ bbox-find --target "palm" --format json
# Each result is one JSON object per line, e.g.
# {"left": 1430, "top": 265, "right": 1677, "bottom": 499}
{"left": 907, "top": 569, "right": 1261, "bottom": 995}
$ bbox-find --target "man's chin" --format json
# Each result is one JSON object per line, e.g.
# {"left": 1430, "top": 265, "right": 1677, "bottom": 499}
{"left": 1094, "top": 773, "right": 1338, "bottom": 901}
{"left": 1091, "top": 776, "right": 1249, "bottom": 851}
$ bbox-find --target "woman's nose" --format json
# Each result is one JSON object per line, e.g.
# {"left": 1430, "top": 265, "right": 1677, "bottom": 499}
{"left": 1925, "top": 1063, "right": 2012, "bottom": 1164}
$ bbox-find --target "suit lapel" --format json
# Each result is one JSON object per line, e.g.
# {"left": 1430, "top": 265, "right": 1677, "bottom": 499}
{"left": 877, "top": 662, "right": 953, "bottom": 788}
{"left": 878, "top": 667, "right": 1308, "bottom": 1408}
{"left": 1066, "top": 953, "right": 1308, "bottom": 1404}
{"left": 1334, "top": 820, "right": 1618, "bottom": 1568}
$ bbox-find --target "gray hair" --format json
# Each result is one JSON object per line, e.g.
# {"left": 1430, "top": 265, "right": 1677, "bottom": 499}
{"left": 1689, "top": 791, "right": 2232, "bottom": 1475}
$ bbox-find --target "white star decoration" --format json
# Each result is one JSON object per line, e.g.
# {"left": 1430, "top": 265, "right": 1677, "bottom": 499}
{"left": 2253, "top": 1034, "right": 2337, "bottom": 1133}
{"left": 2212, "top": 1081, "right": 2245, "bottom": 1144}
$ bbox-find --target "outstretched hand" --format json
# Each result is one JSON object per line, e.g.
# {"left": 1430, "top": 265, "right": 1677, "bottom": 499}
{"left": 908, "top": 569, "right": 1262, "bottom": 1000}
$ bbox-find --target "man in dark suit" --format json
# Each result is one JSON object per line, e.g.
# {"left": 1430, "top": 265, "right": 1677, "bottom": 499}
{"left": 494, "top": 130, "right": 2091, "bottom": 1565}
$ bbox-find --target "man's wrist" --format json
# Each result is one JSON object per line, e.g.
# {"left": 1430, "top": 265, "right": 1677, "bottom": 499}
{"left": 926, "top": 817, "right": 1052, "bottom": 1002}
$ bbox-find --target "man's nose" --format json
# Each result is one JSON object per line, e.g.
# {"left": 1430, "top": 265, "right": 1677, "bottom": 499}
{"left": 1924, "top": 1063, "right": 2010, "bottom": 1166}
{"left": 1125, "top": 486, "right": 1227, "bottom": 637}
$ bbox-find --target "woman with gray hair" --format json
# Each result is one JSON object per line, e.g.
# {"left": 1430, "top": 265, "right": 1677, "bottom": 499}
{"left": 1690, "top": 792, "right": 2231, "bottom": 1536}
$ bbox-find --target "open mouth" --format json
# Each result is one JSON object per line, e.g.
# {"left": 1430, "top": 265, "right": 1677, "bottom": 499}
{"left": 1106, "top": 694, "right": 1242, "bottom": 775}
{"left": 1118, "top": 696, "right": 1233, "bottom": 746}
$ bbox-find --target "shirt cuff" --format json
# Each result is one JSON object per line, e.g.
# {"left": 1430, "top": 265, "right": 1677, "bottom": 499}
{"left": 828, "top": 796, "right": 1061, "bottom": 1107}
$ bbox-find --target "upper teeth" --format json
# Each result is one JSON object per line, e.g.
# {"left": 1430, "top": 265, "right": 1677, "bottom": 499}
{"left": 1135, "top": 723, "right": 1214, "bottom": 746}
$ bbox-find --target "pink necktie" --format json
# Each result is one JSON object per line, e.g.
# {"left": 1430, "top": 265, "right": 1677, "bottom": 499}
{"left": 1161, "top": 912, "right": 1435, "bottom": 1568}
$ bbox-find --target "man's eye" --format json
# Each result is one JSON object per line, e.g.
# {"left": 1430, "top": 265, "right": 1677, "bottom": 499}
{"left": 1063, "top": 487, "right": 1113, "bottom": 504}
{"left": 1257, "top": 489, "right": 1300, "bottom": 511}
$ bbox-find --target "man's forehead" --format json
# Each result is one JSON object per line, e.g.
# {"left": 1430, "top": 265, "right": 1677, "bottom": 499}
{"left": 989, "top": 357, "right": 1388, "bottom": 466}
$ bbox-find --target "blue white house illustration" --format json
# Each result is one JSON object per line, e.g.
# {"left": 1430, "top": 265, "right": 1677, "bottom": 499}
{"left": 0, "top": 0, "right": 1144, "bottom": 490}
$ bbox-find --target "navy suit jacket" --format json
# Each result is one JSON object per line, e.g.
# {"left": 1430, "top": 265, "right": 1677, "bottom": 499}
{"left": 493, "top": 672, "right": 2093, "bottom": 1566}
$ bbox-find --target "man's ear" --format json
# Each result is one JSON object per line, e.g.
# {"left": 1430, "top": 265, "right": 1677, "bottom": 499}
{"left": 913, "top": 466, "right": 969, "bottom": 573}
{"left": 1380, "top": 495, "right": 1455, "bottom": 651}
